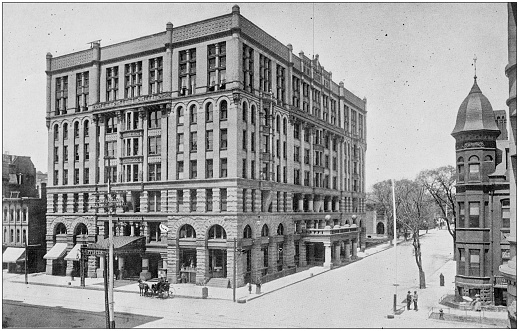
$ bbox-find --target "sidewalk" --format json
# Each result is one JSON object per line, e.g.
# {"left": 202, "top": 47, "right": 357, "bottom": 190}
{"left": 4, "top": 234, "right": 411, "bottom": 302}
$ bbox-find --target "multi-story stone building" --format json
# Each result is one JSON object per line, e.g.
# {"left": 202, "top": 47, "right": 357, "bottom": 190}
{"left": 499, "top": 2, "right": 516, "bottom": 328}
{"left": 44, "top": 5, "right": 367, "bottom": 286}
{"left": 451, "top": 74, "right": 511, "bottom": 305}
{"left": 2, "top": 154, "right": 47, "bottom": 273}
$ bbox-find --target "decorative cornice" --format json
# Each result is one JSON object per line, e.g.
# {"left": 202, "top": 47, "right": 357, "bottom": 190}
{"left": 91, "top": 92, "right": 172, "bottom": 111}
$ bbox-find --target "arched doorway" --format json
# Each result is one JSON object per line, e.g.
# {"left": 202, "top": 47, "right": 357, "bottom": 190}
{"left": 208, "top": 225, "right": 227, "bottom": 279}
{"left": 376, "top": 222, "right": 385, "bottom": 235}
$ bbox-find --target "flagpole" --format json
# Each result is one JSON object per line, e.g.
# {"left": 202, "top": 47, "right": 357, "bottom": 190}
{"left": 392, "top": 179, "right": 398, "bottom": 313}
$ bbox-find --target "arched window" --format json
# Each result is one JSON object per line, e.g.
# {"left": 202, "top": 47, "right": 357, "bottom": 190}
{"left": 74, "top": 122, "right": 79, "bottom": 138}
{"left": 179, "top": 224, "right": 196, "bottom": 238}
{"left": 9, "top": 209, "right": 14, "bottom": 222}
{"left": 208, "top": 224, "right": 226, "bottom": 239}
{"left": 457, "top": 157, "right": 465, "bottom": 182}
{"left": 63, "top": 123, "right": 69, "bottom": 140}
{"left": 205, "top": 102, "right": 213, "bottom": 122}
{"left": 84, "top": 120, "right": 89, "bottom": 137}
{"left": 484, "top": 155, "right": 493, "bottom": 162}
{"left": 468, "top": 156, "right": 480, "bottom": 181}
{"left": 177, "top": 106, "right": 184, "bottom": 125}
{"left": 277, "top": 223, "right": 284, "bottom": 235}
{"left": 219, "top": 100, "right": 228, "bottom": 120}
{"left": 76, "top": 223, "right": 88, "bottom": 235}
{"left": 243, "top": 225, "right": 252, "bottom": 239}
{"left": 283, "top": 118, "right": 287, "bottom": 135}
{"left": 242, "top": 101, "right": 248, "bottom": 122}
{"left": 56, "top": 223, "right": 67, "bottom": 235}
{"left": 251, "top": 105, "right": 256, "bottom": 124}
{"left": 276, "top": 115, "right": 281, "bottom": 132}
{"left": 54, "top": 124, "right": 59, "bottom": 140}
{"left": 22, "top": 208, "right": 27, "bottom": 223}
{"left": 16, "top": 209, "right": 20, "bottom": 222}
{"left": 261, "top": 224, "right": 269, "bottom": 237}
{"left": 189, "top": 104, "right": 197, "bottom": 124}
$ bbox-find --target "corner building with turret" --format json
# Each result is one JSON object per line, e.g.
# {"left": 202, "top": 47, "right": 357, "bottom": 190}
{"left": 452, "top": 76, "right": 511, "bottom": 305}
{"left": 44, "top": 5, "right": 367, "bottom": 287}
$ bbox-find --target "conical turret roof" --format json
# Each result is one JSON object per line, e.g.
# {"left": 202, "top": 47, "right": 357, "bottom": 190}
{"left": 452, "top": 78, "right": 500, "bottom": 136}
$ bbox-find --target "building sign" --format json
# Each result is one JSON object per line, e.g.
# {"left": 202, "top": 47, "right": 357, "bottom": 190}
{"left": 91, "top": 92, "right": 171, "bottom": 111}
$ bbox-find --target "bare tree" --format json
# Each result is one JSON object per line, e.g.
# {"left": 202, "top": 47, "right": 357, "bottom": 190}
{"left": 397, "top": 179, "right": 435, "bottom": 289}
{"left": 418, "top": 166, "right": 457, "bottom": 259}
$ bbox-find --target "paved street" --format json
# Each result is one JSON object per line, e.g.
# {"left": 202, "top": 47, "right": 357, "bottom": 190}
{"left": 2, "top": 229, "right": 506, "bottom": 328}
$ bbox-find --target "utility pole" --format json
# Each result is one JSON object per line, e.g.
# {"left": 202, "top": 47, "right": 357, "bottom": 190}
{"left": 392, "top": 179, "right": 398, "bottom": 313}
{"left": 24, "top": 241, "right": 28, "bottom": 285}
{"left": 233, "top": 238, "right": 237, "bottom": 302}
{"left": 107, "top": 164, "right": 115, "bottom": 329}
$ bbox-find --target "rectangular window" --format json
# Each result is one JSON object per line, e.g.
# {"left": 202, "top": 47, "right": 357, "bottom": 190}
{"left": 220, "top": 129, "right": 228, "bottom": 150}
{"left": 83, "top": 193, "right": 89, "bottom": 213}
{"left": 220, "top": 188, "right": 227, "bottom": 211}
{"left": 502, "top": 200, "right": 510, "bottom": 228}
{"left": 220, "top": 158, "right": 228, "bottom": 178}
{"left": 208, "top": 42, "right": 226, "bottom": 91}
{"left": 148, "top": 136, "right": 161, "bottom": 155}
{"left": 458, "top": 202, "right": 465, "bottom": 227}
{"left": 190, "top": 132, "right": 197, "bottom": 152}
{"left": 62, "top": 194, "right": 68, "bottom": 213}
{"left": 83, "top": 143, "right": 90, "bottom": 161}
{"left": 148, "top": 163, "right": 161, "bottom": 181}
{"left": 251, "top": 133, "right": 255, "bottom": 152}
{"left": 149, "top": 57, "right": 163, "bottom": 94}
{"left": 177, "top": 106, "right": 184, "bottom": 125}
{"left": 105, "top": 166, "right": 117, "bottom": 183}
{"left": 177, "top": 133, "right": 184, "bottom": 153}
{"left": 189, "top": 105, "right": 197, "bottom": 124}
{"left": 458, "top": 248, "right": 465, "bottom": 275}
{"left": 83, "top": 168, "right": 89, "bottom": 184}
{"left": 242, "top": 188, "right": 247, "bottom": 212}
{"left": 206, "top": 189, "right": 213, "bottom": 212}
{"left": 190, "top": 189, "right": 197, "bottom": 212}
{"left": 251, "top": 189, "right": 256, "bottom": 212}
{"left": 242, "top": 44, "right": 254, "bottom": 92}
{"left": 148, "top": 191, "right": 161, "bottom": 212}
{"left": 251, "top": 160, "right": 255, "bottom": 179}
{"left": 53, "top": 194, "right": 58, "bottom": 212}
{"left": 179, "top": 48, "right": 196, "bottom": 95}
{"left": 206, "top": 159, "right": 213, "bottom": 178}
{"left": 259, "top": 54, "right": 272, "bottom": 92}
{"left": 294, "top": 146, "right": 300, "bottom": 162}
{"left": 63, "top": 169, "right": 68, "bottom": 185}
{"left": 74, "top": 169, "right": 80, "bottom": 185}
{"left": 304, "top": 149, "right": 310, "bottom": 165}
{"left": 148, "top": 110, "right": 161, "bottom": 129}
{"left": 177, "top": 161, "right": 184, "bottom": 179}
{"left": 177, "top": 189, "right": 183, "bottom": 212}
{"left": 190, "top": 160, "right": 197, "bottom": 179}
{"left": 304, "top": 171, "right": 310, "bottom": 186}
{"left": 63, "top": 146, "right": 69, "bottom": 162}
{"left": 76, "top": 71, "right": 89, "bottom": 112}
{"left": 469, "top": 249, "right": 480, "bottom": 276}
{"left": 106, "top": 113, "right": 118, "bottom": 133}
{"left": 276, "top": 64, "right": 286, "bottom": 103}
{"left": 54, "top": 147, "right": 59, "bottom": 163}
{"left": 125, "top": 61, "right": 142, "bottom": 98}
{"left": 242, "top": 159, "right": 247, "bottom": 178}
{"left": 105, "top": 141, "right": 117, "bottom": 157}
{"left": 242, "top": 130, "right": 247, "bottom": 150}
{"left": 106, "top": 66, "right": 119, "bottom": 101}
{"left": 55, "top": 76, "right": 68, "bottom": 115}
{"left": 206, "top": 130, "right": 213, "bottom": 151}
{"left": 469, "top": 202, "right": 479, "bottom": 228}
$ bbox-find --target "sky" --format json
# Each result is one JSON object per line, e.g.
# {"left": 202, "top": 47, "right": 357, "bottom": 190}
{"left": 2, "top": 2, "right": 509, "bottom": 190}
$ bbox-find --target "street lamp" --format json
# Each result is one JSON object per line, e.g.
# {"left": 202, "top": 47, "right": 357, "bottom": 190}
{"left": 92, "top": 159, "right": 125, "bottom": 329}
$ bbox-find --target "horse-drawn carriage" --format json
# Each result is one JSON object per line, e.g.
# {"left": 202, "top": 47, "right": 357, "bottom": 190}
{"left": 138, "top": 278, "right": 174, "bottom": 299}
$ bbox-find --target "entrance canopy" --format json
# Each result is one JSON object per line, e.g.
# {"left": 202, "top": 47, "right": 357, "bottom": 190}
{"left": 64, "top": 244, "right": 83, "bottom": 261}
{"left": 87, "top": 236, "right": 145, "bottom": 256}
{"left": 3, "top": 247, "right": 25, "bottom": 263}
{"left": 43, "top": 243, "right": 68, "bottom": 260}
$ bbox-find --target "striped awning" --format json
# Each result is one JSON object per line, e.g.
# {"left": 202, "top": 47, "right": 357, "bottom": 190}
{"left": 43, "top": 243, "right": 68, "bottom": 260}
{"left": 3, "top": 247, "right": 25, "bottom": 263}
{"left": 64, "top": 244, "right": 83, "bottom": 261}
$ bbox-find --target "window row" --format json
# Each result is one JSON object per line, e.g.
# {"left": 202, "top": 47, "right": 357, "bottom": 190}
{"left": 3, "top": 228, "right": 27, "bottom": 245}
{"left": 2, "top": 208, "right": 28, "bottom": 223}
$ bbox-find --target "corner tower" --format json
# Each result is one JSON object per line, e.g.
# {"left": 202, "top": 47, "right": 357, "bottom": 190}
{"left": 451, "top": 75, "right": 501, "bottom": 303}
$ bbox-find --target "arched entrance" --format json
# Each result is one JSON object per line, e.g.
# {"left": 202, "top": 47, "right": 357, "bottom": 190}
{"left": 376, "top": 222, "right": 385, "bottom": 235}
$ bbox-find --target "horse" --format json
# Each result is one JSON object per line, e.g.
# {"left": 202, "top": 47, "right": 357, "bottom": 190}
{"left": 138, "top": 279, "right": 150, "bottom": 296}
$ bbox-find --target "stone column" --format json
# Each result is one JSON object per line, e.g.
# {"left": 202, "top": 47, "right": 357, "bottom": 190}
{"left": 298, "top": 195, "right": 304, "bottom": 212}
{"left": 308, "top": 194, "right": 314, "bottom": 212}
{"left": 130, "top": 223, "right": 135, "bottom": 236}
{"left": 352, "top": 240, "right": 358, "bottom": 258}
{"left": 268, "top": 241, "right": 278, "bottom": 273}
{"left": 299, "top": 241, "right": 307, "bottom": 267}
{"left": 196, "top": 246, "right": 208, "bottom": 285}
{"left": 327, "top": 198, "right": 332, "bottom": 212}
{"left": 251, "top": 243, "right": 262, "bottom": 283}
{"left": 335, "top": 243, "right": 341, "bottom": 264}
{"left": 345, "top": 240, "right": 351, "bottom": 261}
{"left": 324, "top": 243, "right": 332, "bottom": 269}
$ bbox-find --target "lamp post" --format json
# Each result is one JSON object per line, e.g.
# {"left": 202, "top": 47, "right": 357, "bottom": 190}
{"left": 93, "top": 158, "right": 124, "bottom": 329}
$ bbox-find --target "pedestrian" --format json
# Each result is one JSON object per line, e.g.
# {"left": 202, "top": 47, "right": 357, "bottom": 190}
{"left": 473, "top": 294, "right": 482, "bottom": 312}
{"left": 406, "top": 291, "right": 412, "bottom": 310}
{"left": 413, "top": 291, "right": 418, "bottom": 311}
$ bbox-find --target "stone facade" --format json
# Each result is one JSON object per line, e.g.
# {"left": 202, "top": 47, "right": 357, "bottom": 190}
{"left": 44, "top": 5, "right": 367, "bottom": 285}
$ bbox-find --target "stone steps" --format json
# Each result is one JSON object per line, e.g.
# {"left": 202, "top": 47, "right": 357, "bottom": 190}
{"left": 206, "top": 278, "right": 231, "bottom": 288}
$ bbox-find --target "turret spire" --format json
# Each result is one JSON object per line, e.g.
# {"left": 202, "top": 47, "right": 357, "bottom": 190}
{"left": 473, "top": 54, "right": 478, "bottom": 82}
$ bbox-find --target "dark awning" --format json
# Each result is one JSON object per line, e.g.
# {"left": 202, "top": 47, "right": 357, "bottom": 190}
{"left": 87, "top": 236, "right": 145, "bottom": 255}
